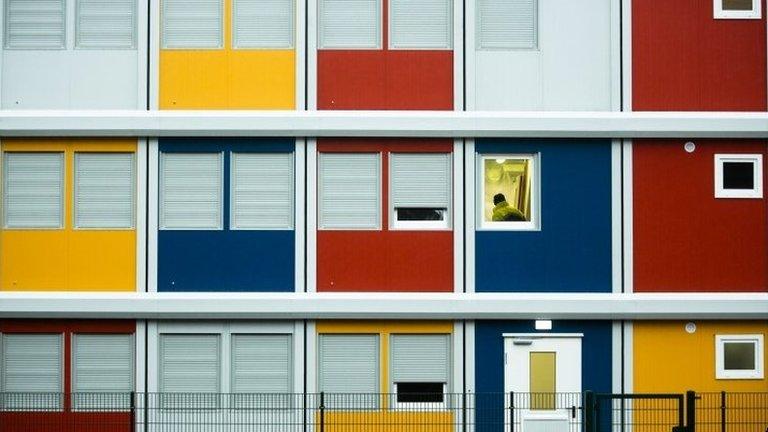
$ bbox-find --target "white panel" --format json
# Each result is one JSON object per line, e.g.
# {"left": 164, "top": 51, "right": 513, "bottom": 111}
{"left": 231, "top": 334, "right": 292, "bottom": 393}
{"left": 160, "top": 152, "right": 222, "bottom": 229}
{"left": 162, "top": 0, "right": 223, "bottom": 48}
{"left": 231, "top": 153, "right": 294, "bottom": 229}
{"left": 72, "top": 334, "right": 134, "bottom": 409}
{"left": 75, "top": 153, "right": 135, "bottom": 229}
{"left": 319, "top": 0, "right": 379, "bottom": 48}
{"left": 4, "top": 0, "right": 65, "bottom": 49}
{"left": 390, "top": 0, "right": 451, "bottom": 49}
{"left": 1, "top": 334, "right": 63, "bottom": 410}
{"left": 390, "top": 153, "right": 451, "bottom": 208}
{"left": 159, "top": 334, "right": 220, "bottom": 393}
{"left": 76, "top": 0, "right": 136, "bottom": 48}
{"left": 319, "top": 334, "right": 378, "bottom": 404}
{"left": 390, "top": 334, "right": 449, "bottom": 383}
{"left": 477, "top": 0, "right": 536, "bottom": 49}
{"left": 234, "top": 0, "right": 294, "bottom": 48}
{"left": 318, "top": 153, "right": 380, "bottom": 229}
{"left": 3, "top": 152, "right": 63, "bottom": 229}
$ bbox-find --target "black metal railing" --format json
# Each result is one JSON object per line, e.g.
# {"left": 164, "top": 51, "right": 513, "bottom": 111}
{"left": 0, "top": 391, "right": 766, "bottom": 432}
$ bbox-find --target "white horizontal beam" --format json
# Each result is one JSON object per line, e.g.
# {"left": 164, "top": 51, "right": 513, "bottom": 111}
{"left": 1, "top": 110, "right": 767, "bottom": 138}
{"left": 0, "top": 292, "right": 765, "bottom": 320}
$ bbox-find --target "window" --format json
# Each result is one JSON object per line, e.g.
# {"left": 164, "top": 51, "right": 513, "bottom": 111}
{"left": 74, "top": 153, "right": 135, "bottom": 229}
{"left": 318, "top": 334, "right": 379, "bottom": 408}
{"left": 319, "top": 0, "right": 380, "bottom": 48}
{"left": 160, "top": 152, "right": 223, "bottom": 230}
{"left": 390, "top": 153, "right": 451, "bottom": 229}
{"left": 231, "top": 153, "right": 294, "bottom": 229}
{"left": 390, "top": 334, "right": 450, "bottom": 407}
{"left": 715, "top": 334, "right": 764, "bottom": 379}
{"left": 71, "top": 334, "right": 134, "bottom": 410}
{"left": 318, "top": 153, "right": 381, "bottom": 230}
{"left": 76, "top": 0, "right": 137, "bottom": 48}
{"left": 478, "top": 154, "right": 538, "bottom": 230}
{"left": 4, "top": 0, "right": 66, "bottom": 49}
{"left": 389, "top": 0, "right": 451, "bottom": 49}
{"left": 233, "top": 0, "right": 294, "bottom": 48}
{"left": 162, "top": 0, "right": 223, "bottom": 48}
{"left": 3, "top": 152, "right": 64, "bottom": 229}
{"left": 714, "top": 154, "right": 763, "bottom": 199}
{"left": 1, "top": 334, "right": 63, "bottom": 410}
{"left": 477, "top": 0, "right": 537, "bottom": 50}
{"left": 230, "top": 334, "right": 292, "bottom": 394}
{"left": 159, "top": 334, "right": 221, "bottom": 408}
{"left": 714, "top": 0, "right": 762, "bottom": 19}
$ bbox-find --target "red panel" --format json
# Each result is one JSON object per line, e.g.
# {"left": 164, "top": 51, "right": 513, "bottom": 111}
{"left": 317, "top": 50, "right": 454, "bottom": 110}
{"left": 633, "top": 140, "right": 768, "bottom": 292}
{"left": 632, "top": 0, "right": 767, "bottom": 111}
{"left": 317, "top": 139, "right": 454, "bottom": 292}
{"left": 0, "top": 319, "right": 136, "bottom": 432}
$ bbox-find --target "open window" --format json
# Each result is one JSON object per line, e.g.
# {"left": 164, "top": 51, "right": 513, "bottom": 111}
{"left": 390, "top": 153, "right": 451, "bottom": 230}
{"left": 715, "top": 334, "right": 764, "bottom": 379}
{"left": 714, "top": 154, "right": 763, "bottom": 199}
{"left": 478, "top": 154, "right": 538, "bottom": 230}
{"left": 390, "top": 334, "right": 450, "bottom": 408}
{"left": 714, "top": 0, "right": 762, "bottom": 19}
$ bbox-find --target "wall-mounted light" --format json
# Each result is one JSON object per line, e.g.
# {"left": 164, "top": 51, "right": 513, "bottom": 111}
{"left": 535, "top": 319, "right": 553, "bottom": 331}
{"left": 684, "top": 142, "right": 696, "bottom": 153}
{"left": 685, "top": 322, "right": 697, "bottom": 334}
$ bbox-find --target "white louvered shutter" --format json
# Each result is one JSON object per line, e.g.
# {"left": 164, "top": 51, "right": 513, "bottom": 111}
{"left": 1, "top": 334, "right": 63, "bottom": 410}
{"left": 391, "top": 334, "right": 449, "bottom": 384}
{"left": 159, "top": 334, "right": 220, "bottom": 408}
{"left": 390, "top": 153, "right": 451, "bottom": 209}
{"left": 75, "top": 153, "right": 135, "bottom": 229}
{"left": 319, "top": 335, "right": 378, "bottom": 408}
{"left": 390, "top": 0, "right": 451, "bottom": 49}
{"left": 160, "top": 153, "right": 222, "bottom": 229}
{"left": 231, "top": 335, "right": 292, "bottom": 393}
{"left": 319, "top": 153, "right": 380, "bottom": 229}
{"left": 72, "top": 334, "right": 133, "bottom": 410}
{"left": 4, "top": 0, "right": 65, "bottom": 49}
{"left": 231, "top": 153, "right": 294, "bottom": 229}
{"left": 319, "top": 0, "right": 380, "bottom": 48}
{"left": 234, "top": 0, "right": 294, "bottom": 48}
{"left": 76, "top": 0, "right": 136, "bottom": 48}
{"left": 477, "top": 0, "right": 537, "bottom": 50}
{"left": 3, "top": 153, "right": 64, "bottom": 229}
{"left": 162, "top": 0, "right": 223, "bottom": 48}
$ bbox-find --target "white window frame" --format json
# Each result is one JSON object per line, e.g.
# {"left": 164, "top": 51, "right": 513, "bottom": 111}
{"left": 2, "top": 152, "right": 65, "bottom": 230}
{"left": 317, "top": 0, "right": 382, "bottom": 49}
{"left": 75, "top": 0, "right": 138, "bottom": 49}
{"left": 71, "top": 333, "right": 135, "bottom": 411}
{"left": 714, "top": 154, "right": 763, "bottom": 199}
{"left": 391, "top": 382, "right": 448, "bottom": 410}
{"left": 476, "top": 0, "right": 538, "bottom": 51}
{"left": 477, "top": 153, "right": 540, "bottom": 231}
{"left": 230, "top": 152, "right": 295, "bottom": 230}
{"left": 159, "top": 152, "right": 224, "bottom": 230}
{"left": 0, "top": 333, "right": 65, "bottom": 411}
{"left": 161, "top": 0, "right": 224, "bottom": 49}
{"left": 389, "top": 334, "right": 450, "bottom": 409}
{"left": 3, "top": 0, "right": 67, "bottom": 50}
{"left": 715, "top": 334, "right": 764, "bottom": 379}
{"left": 388, "top": 0, "right": 453, "bottom": 50}
{"left": 714, "top": 0, "right": 762, "bottom": 19}
{"left": 318, "top": 152, "right": 382, "bottom": 230}
{"left": 232, "top": 0, "right": 296, "bottom": 49}
{"left": 389, "top": 153, "right": 452, "bottom": 231}
{"left": 73, "top": 152, "right": 137, "bottom": 230}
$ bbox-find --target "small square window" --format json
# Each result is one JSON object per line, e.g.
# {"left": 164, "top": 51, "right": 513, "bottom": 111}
{"left": 715, "top": 334, "right": 764, "bottom": 379}
{"left": 714, "top": 154, "right": 763, "bottom": 199}
{"left": 478, "top": 154, "right": 538, "bottom": 230}
{"left": 714, "top": 0, "right": 762, "bottom": 19}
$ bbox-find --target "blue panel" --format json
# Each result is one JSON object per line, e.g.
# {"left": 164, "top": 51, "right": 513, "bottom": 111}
{"left": 158, "top": 138, "right": 296, "bottom": 292}
{"left": 474, "top": 321, "right": 613, "bottom": 432}
{"left": 475, "top": 139, "right": 612, "bottom": 292}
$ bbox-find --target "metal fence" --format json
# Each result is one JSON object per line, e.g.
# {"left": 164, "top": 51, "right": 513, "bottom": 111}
{"left": 0, "top": 391, "right": 766, "bottom": 432}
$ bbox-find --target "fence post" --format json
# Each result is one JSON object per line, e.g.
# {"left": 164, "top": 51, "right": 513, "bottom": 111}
{"left": 686, "top": 391, "right": 697, "bottom": 432}
{"left": 719, "top": 391, "right": 726, "bottom": 432}
{"left": 584, "top": 391, "right": 595, "bottom": 432}
{"left": 509, "top": 392, "right": 515, "bottom": 432}
{"left": 143, "top": 392, "right": 149, "bottom": 432}
{"left": 462, "top": 391, "right": 467, "bottom": 432}
{"left": 129, "top": 392, "right": 136, "bottom": 432}
{"left": 319, "top": 392, "right": 325, "bottom": 432}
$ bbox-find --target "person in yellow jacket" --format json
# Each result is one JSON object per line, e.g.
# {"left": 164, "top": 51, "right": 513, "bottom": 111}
{"left": 491, "top": 193, "right": 526, "bottom": 221}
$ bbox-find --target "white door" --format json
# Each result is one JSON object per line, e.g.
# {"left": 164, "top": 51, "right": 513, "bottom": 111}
{"left": 504, "top": 335, "right": 582, "bottom": 432}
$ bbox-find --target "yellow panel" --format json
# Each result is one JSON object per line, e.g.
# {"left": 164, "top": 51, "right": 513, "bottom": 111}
{"left": 1, "top": 139, "right": 137, "bottom": 291}
{"left": 634, "top": 321, "right": 768, "bottom": 392}
{"left": 318, "top": 410, "right": 454, "bottom": 432}
{"left": 530, "top": 352, "right": 556, "bottom": 410}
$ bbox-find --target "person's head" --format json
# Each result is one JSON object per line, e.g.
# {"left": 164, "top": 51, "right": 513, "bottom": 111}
{"left": 493, "top": 193, "right": 506, "bottom": 205}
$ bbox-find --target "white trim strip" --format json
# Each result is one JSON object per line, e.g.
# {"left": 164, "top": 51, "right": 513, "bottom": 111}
{"left": 1, "top": 111, "right": 767, "bottom": 138}
{"left": 0, "top": 292, "right": 765, "bottom": 319}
